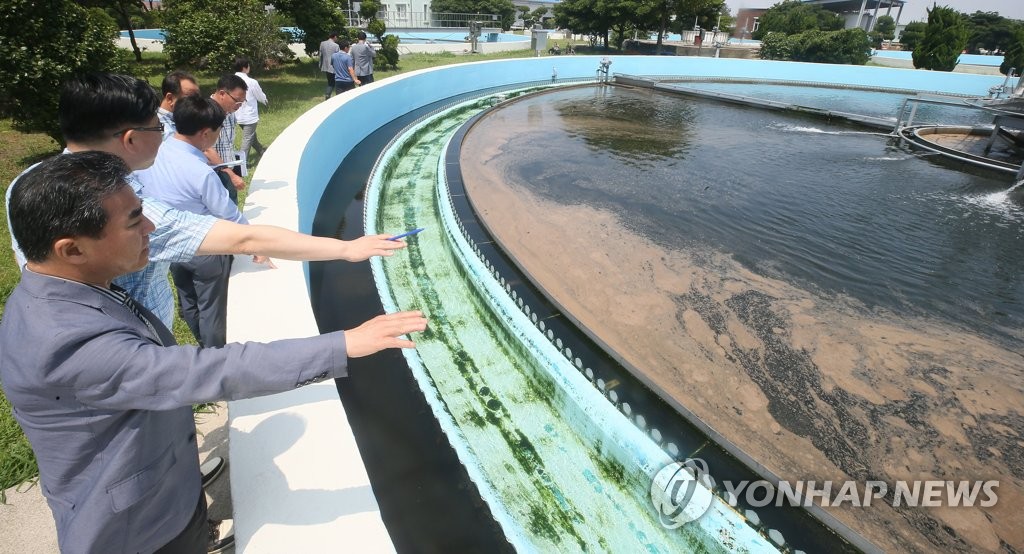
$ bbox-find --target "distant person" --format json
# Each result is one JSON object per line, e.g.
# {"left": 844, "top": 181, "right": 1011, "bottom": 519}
{"left": 232, "top": 56, "right": 268, "bottom": 162}
{"left": 137, "top": 95, "right": 249, "bottom": 348}
{"left": 319, "top": 31, "right": 341, "bottom": 100}
{"left": 157, "top": 70, "right": 200, "bottom": 140}
{"left": 1, "top": 150, "right": 427, "bottom": 554}
{"left": 331, "top": 39, "right": 360, "bottom": 94}
{"left": 350, "top": 31, "right": 377, "bottom": 85}
{"left": 206, "top": 74, "right": 248, "bottom": 203}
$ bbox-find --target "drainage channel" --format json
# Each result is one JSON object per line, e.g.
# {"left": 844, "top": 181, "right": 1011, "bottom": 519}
{"left": 366, "top": 90, "right": 784, "bottom": 552}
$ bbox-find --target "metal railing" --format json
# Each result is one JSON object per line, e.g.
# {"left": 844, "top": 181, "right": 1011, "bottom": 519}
{"left": 342, "top": 10, "right": 501, "bottom": 29}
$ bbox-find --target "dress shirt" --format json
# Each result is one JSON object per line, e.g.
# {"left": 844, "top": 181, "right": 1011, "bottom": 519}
{"left": 212, "top": 111, "right": 237, "bottom": 164}
{"left": 233, "top": 72, "right": 267, "bottom": 125}
{"left": 158, "top": 107, "right": 176, "bottom": 140}
{"left": 137, "top": 137, "right": 248, "bottom": 224}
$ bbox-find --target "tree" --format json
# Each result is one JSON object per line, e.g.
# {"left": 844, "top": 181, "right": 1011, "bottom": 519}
{"left": 912, "top": 5, "right": 968, "bottom": 71}
{"left": 553, "top": 0, "right": 616, "bottom": 48}
{"left": 999, "top": 28, "right": 1024, "bottom": 75}
{"left": 164, "top": 0, "right": 291, "bottom": 70}
{"left": 356, "top": 0, "right": 399, "bottom": 70}
{"left": 0, "top": 0, "right": 128, "bottom": 140}
{"left": 964, "top": 11, "right": 1021, "bottom": 54}
{"left": 431, "top": 0, "right": 517, "bottom": 30}
{"left": 271, "top": 0, "right": 349, "bottom": 57}
{"left": 899, "top": 21, "right": 926, "bottom": 51}
{"left": 874, "top": 15, "right": 895, "bottom": 40}
{"left": 752, "top": 0, "right": 844, "bottom": 40}
{"left": 81, "top": 0, "right": 150, "bottom": 62}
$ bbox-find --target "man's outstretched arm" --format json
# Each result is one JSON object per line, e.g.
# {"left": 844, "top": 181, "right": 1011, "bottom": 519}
{"left": 197, "top": 219, "right": 407, "bottom": 262}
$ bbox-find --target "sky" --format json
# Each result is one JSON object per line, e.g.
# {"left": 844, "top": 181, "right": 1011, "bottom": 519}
{"left": 727, "top": 0, "right": 1024, "bottom": 23}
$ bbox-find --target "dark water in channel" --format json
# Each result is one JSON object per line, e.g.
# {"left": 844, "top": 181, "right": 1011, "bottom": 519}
{"left": 501, "top": 85, "right": 1024, "bottom": 345}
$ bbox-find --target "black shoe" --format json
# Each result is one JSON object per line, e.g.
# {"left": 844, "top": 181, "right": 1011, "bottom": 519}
{"left": 200, "top": 456, "right": 225, "bottom": 488}
{"left": 207, "top": 518, "right": 235, "bottom": 553}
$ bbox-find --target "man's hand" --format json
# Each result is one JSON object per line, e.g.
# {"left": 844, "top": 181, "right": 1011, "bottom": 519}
{"left": 344, "top": 311, "right": 427, "bottom": 357}
{"left": 341, "top": 234, "right": 410, "bottom": 262}
{"left": 228, "top": 171, "right": 246, "bottom": 191}
{"left": 252, "top": 255, "right": 277, "bottom": 268}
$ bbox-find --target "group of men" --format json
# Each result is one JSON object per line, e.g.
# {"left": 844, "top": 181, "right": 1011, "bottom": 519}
{"left": 0, "top": 68, "right": 424, "bottom": 553}
{"left": 319, "top": 31, "right": 377, "bottom": 99}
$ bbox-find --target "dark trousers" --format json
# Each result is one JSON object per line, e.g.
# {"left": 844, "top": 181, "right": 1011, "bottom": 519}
{"left": 154, "top": 494, "right": 207, "bottom": 553}
{"left": 324, "top": 71, "right": 336, "bottom": 99}
{"left": 358, "top": 73, "right": 374, "bottom": 84}
{"left": 171, "top": 254, "right": 232, "bottom": 348}
{"left": 216, "top": 169, "right": 238, "bottom": 204}
{"left": 334, "top": 80, "right": 356, "bottom": 94}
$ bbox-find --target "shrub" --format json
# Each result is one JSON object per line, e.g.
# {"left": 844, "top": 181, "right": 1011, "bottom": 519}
{"left": 380, "top": 35, "right": 401, "bottom": 69}
{"left": 163, "top": 0, "right": 290, "bottom": 71}
{"left": 759, "top": 28, "right": 870, "bottom": 65}
{"left": 1000, "top": 29, "right": 1024, "bottom": 75}
{"left": 0, "top": 1, "right": 128, "bottom": 140}
{"left": 912, "top": 6, "right": 969, "bottom": 71}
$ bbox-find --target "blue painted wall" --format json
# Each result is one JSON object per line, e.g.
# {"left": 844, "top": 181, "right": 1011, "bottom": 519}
{"left": 296, "top": 56, "right": 1007, "bottom": 234}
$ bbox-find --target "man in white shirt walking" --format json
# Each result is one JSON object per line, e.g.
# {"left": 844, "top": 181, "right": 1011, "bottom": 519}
{"left": 233, "top": 56, "right": 268, "bottom": 162}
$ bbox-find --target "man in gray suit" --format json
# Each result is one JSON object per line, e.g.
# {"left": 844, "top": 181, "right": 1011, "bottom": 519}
{"left": 318, "top": 31, "right": 341, "bottom": 100}
{"left": 0, "top": 152, "right": 427, "bottom": 553}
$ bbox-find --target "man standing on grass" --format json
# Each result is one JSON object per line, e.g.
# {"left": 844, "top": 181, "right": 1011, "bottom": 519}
{"left": 319, "top": 31, "right": 341, "bottom": 100}
{"left": 350, "top": 31, "right": 377, "bottom": 85}
{"left": 1, "top": 151, "right": 426, "bottom": 554}
{"left": 206, "top": 74, "right": 248, "bottom": 203}
{"left": 137, "top": 95, "right": 248, "bottom": 348}
{"left": 331, "top": 39, "right": 361, "bottom": 94}
{"left": 233, "top": 56, "right": 268, "bottom": 163}
{"left": 157, "top": 70, "right": 200, "bottom": 140}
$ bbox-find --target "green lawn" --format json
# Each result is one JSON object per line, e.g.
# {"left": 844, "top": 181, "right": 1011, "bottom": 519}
{"left": 0, "top": 49, "right": 540, "bottom": 494}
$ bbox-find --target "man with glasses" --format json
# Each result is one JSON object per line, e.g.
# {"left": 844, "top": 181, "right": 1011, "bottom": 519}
{"left": 4, "top": 74, "right": 412, "bottom": 551}
{"left": 207, "top": 74, "right": 248, "bottom": 203}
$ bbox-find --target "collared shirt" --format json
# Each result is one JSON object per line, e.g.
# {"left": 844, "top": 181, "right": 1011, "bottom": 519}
{"left": 233, "top": 72, "right": 267, "bottom": 125}
{"left": 331, "top": 51, "right": 354, "bottom": 82}
{"left": 157, "top": 107, "right": 176, "bottom": 140}
{"left": 5, "top": 157, "right": 217, "bottom": 328}
{"left": 212, "top": 110, "right": 237, "bottom": 164}
{"left": 350, "top": 41, "right": 376, "bottom": 77}
{"left": 137, "top": 137, "right": 247, "bottom": 224}
{"left": 319, "top": 39, "right": 340, "bottom": 72}
{"left": 111, "top": 174, "right": 216, "bottom": 327}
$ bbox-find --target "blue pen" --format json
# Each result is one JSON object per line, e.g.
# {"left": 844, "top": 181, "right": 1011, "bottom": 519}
{"left": 388, "top": 227, "right": 425, "bottom": 241}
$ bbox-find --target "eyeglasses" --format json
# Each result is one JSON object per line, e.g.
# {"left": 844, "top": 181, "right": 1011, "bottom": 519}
{"left": 223, "top": 90, "right": 244, "bottom": 107}
{"left": 113, "top": 124, "right": 165, "bottom": 137}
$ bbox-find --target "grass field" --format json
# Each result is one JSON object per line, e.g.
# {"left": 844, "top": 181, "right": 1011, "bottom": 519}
{"left": 0, "top": 48, "right": 541, "bottom": 494}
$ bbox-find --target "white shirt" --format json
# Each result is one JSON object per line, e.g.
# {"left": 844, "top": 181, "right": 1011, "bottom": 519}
{"left": 233, "top": 71, "right": 268, "bottom": 125}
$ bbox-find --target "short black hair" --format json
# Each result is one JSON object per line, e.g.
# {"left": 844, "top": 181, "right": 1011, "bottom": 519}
{"left": 357, "top": 31, "right": 367, "bottom": 41}
{"left": 161, "top": 70, "right": 198, "bottom": 98}
{"left": 216, "top": 73, "right": 248, "bottom": 93}
{"left": 232, "top": 56, "right": 251, "bottom": 73}
{"left": 10, "top": 152, "right": 131, "bottom": 263}
{"left": 339, "top": 39, "right": 351, "bottom": 50}
{"left": 329, "top": 31, "right": 338, "bottom": 38}
{"left": 59, "top": 74, "right": 160, "bottom": 144}
{"left": 173, "top": 95, "right": 226, "bottom": 136}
